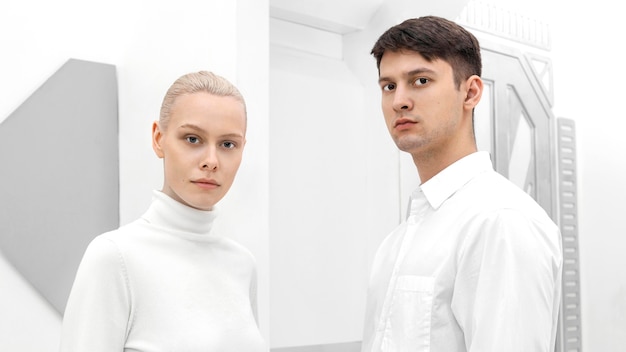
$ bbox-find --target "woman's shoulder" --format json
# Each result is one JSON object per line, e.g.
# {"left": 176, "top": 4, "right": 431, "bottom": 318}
{"left": 217, "top": 237, "right": 258, "bottom": 266}
{"left": 81, "top": 220, "right": 144, "bottom": 260}
{"left": 75, "top": 232, "right": 128, "bottom": 277}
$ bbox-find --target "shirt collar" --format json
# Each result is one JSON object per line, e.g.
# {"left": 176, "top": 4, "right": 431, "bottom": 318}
{"left": 419, "top": 151, "right": 493, "bottom": 210}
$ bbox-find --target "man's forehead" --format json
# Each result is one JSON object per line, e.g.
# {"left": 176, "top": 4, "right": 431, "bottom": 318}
{"left": 379, "top": 53, "right": 448, "bottom": 78}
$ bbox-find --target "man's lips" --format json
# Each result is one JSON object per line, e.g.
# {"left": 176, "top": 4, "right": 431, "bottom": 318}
{"left": 394, "top": 118, "right": 417, "bottom": 129}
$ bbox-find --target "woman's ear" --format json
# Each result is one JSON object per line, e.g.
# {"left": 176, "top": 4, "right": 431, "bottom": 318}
{"left": 152, "top": 121, "right": 165, "bottom": 159}
{"left": 464, "top": 75, "right": 483, "bottom": 110}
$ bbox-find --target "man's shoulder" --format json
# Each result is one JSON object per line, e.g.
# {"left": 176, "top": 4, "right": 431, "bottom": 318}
{"left": 467, "top": 170, "right": 541, "bottom": 203}
{"left": 456, "top": 170, "right": 555, "bottom": 223}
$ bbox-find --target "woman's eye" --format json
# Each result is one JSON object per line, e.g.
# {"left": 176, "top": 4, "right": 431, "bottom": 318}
{"left": 414, "top": 77, "right": 429, "bottom": 86}
{"left": 382, "top": 83, "right": 395, "bottom": 91}
{"left": 186, "top": 136, "right": 200, "bottom": 144}
{"left": 222, "top": 141, "right": 236, "bottom": 149}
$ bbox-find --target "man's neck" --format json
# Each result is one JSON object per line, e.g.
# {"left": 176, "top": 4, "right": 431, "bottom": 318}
{"left": 413, "top": 147, "right": 477, "bottom": 184}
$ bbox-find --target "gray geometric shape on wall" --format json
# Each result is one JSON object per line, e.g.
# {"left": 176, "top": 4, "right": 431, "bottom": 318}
{"left": 526, "top": 53, "right": 554, "bottom": 107}
{"left": 0, "top": 58, "right": 119, "bottom": 314}
{"left": 556, "top": 117, "right": 582, "bottom": 352}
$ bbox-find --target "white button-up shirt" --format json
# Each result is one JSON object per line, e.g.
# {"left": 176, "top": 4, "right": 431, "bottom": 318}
{"left": 362, "top": 152, "right": 562, "bottom": 352}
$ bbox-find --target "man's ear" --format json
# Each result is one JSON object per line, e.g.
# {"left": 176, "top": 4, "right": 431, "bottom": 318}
{"left": 152, "top": 121, "right": 165, "bottom": 159}
{"left": 464, "top": 75, "right": 483, "bottom": 110}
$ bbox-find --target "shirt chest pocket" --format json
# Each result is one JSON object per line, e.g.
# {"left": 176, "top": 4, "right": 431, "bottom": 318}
{"left": 382, "top": 275, "right": 435, "bottom": 352}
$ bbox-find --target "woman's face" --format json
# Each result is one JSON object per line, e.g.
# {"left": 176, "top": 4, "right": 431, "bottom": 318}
{"left": 152, "top": 92, "right": 246, "bottom": 210}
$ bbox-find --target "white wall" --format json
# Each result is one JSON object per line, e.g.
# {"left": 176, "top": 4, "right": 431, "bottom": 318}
{"left": 0, "top": 0, "right": 270, "bottom": 350}
{"left": 269, "top": 25, "right": 375, "bottom": 347}
{"left": 0, "top": 254, "right": 61, "bottom": 350}
{"left": 550, "top": 1, "right": 626, "bottom": 350}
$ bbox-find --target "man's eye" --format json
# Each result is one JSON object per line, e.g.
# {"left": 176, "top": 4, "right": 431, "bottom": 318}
{"left": 186, "top": 136, "right": 200, "bottom": 144}
{"left": 414, "top": 77, "right": 429, "bottom": 86}
{"left": 382, "top": 83, "right": 395, "bottom": 91}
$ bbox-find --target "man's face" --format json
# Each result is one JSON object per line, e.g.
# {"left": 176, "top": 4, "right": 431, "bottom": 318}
{"left": 378, "top": 50, "right": 469, "bottom": 157}
{"left": 152, "top": 92, "right": 246, "bottom": 211}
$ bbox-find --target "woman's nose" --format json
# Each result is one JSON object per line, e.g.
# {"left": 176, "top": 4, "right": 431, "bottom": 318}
{"left": 200, "top": 148, "right": 218, "bottom": 171}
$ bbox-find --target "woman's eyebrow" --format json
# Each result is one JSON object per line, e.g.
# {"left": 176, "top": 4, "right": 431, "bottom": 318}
{"left": 219, "top": 133, "right": 245, "bottom": 139}
{"left": 178, "top": 123, "right": 205, "bottom": 133}
{"left": 178, "top": 124, "right": 243, "bottom": 139}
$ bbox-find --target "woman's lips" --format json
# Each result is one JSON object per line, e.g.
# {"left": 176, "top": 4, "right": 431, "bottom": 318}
{"left": 192, "top": 179, "right": 219, "bottom": 189}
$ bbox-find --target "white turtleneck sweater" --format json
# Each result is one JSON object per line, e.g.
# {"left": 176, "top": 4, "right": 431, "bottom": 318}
{"left": 60, "top": 191, "right": 267, "bottom": 352}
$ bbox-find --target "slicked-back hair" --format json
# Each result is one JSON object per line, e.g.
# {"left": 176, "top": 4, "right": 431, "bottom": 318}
{"left": 159, "top": 71, "right": 247, "bottom": 131}
{"left": 371, "top": 16, "right": 482, "bottom": 89}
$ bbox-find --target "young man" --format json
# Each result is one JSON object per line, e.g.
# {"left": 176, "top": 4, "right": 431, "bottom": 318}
{"left": 362, "top": 16, "right": 563, "bottom": 352}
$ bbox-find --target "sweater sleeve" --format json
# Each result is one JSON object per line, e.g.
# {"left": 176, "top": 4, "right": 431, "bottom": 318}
{"left": 452, "top": 209, "right": 562, "bottom": 352}
{"left": 60, "top": 235, "right": 131, "bottom": 352}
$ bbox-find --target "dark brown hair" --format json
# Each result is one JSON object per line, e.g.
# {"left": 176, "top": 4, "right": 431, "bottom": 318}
{"left": 371, "top": 16, "right": 482, "bottom": 88}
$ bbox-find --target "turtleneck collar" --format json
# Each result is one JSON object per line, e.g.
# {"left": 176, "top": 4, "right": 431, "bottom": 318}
{"left": 141, "top": 190, "right": 220, "bottom": 240}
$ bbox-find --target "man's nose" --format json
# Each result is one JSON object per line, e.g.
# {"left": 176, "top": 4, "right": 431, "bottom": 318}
{"left": 392, "top": 86, "right": 413, "bottom": 112}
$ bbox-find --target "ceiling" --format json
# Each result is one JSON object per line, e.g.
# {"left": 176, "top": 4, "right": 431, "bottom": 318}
{"left": 269, "top": 0, "right": 386, "bottom": 34}
{"left": 269, "top": 0, "right": 553, "bottom": 36}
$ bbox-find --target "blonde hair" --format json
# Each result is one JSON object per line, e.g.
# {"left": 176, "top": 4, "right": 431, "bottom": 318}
{"left": 159, "top": 71, "right": 247, "bottom": 130}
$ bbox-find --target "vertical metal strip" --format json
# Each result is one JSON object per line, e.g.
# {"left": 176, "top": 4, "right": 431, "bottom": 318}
{"left": 556, "top": 117, "right": 582, "bottom": 352}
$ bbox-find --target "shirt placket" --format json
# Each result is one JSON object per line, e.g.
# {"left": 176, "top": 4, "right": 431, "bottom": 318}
{"left": 376, "top": 195, "right": 429, "bottom": 351}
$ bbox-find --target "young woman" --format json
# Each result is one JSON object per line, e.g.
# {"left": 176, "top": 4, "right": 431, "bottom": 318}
{"left": 60, "top": 71, "right": 266, "bottom": 351}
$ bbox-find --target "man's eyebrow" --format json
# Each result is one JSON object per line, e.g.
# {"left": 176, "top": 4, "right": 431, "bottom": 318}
{"left": 407, "top": 67, "right": 436, "bottom": 76}
{"left": 378, "top": 67, "right": 437, "bottom": 84}
{"left": 378, "top": 76, "right": 392, "bottom": 84}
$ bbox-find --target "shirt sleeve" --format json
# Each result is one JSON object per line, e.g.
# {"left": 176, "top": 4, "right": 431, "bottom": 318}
{"left": 452, "top": 209, "right": 562, "bottom": 352}
{"left": 249, "top": 264, "right": 259, "bottom": 326}
{"left": 60, "top": 235, "right": 131, "bottom": 352}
